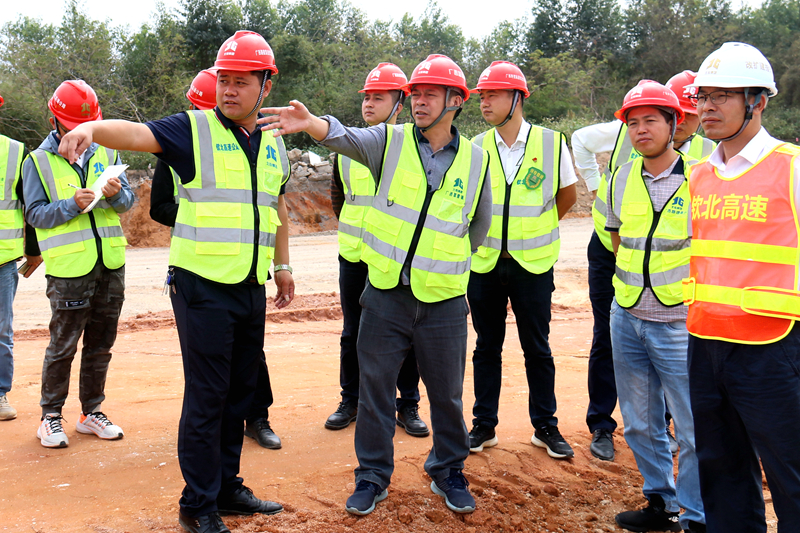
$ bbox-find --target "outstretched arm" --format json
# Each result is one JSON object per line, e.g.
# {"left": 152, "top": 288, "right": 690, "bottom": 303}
{"left": 258, "top": 100, "right": 330, "bottom": 141}
{"left": 59, "top": 120, "right": 162, "bottom": 164}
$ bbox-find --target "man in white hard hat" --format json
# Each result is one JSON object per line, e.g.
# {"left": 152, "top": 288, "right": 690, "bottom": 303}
{"left": 683, "top": 42, "right": 800, "bottom": 533}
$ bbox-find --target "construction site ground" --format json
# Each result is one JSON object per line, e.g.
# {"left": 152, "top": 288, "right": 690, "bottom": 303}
{"left": 1, "top": 218, "right": 777, "bottom": 532}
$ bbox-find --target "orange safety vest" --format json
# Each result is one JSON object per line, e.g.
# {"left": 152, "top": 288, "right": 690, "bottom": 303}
{"left": 683, "top": 143, "right": 800, "bottom": 344}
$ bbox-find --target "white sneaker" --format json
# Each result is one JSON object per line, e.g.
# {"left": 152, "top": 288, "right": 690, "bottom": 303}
{"left": 0, "top": 394, "right": 17, "bottom": 420}
{"left": 38, "top": 414, "right": 69, "bottom": 448}
{"left": 76, "top": 412, "right": 124, "bottom": 440}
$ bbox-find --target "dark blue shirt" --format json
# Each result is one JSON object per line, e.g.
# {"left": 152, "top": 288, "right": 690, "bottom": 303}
{"left": 146, "top": 108, "right": 287, "bottom": 194}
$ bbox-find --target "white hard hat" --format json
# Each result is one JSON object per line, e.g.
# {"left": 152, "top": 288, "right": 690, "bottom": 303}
{"left": 688, "top": 42, "right": 778, "bottom": 97}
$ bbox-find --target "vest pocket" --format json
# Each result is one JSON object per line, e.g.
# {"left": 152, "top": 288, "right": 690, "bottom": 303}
{"left": 435, "top": 199, "right": 464, "bottom": 224}
{"left": 47, "top": 218, "right": 86, "bottom": 258}
{"left": 57, "top": 176, "right": 79, "bottom": 197}
{"left": 195, "top": 203, "right": 241, "bottom": 256}
{"left": 223, "top": 154, "right": 246, "bottom": 189}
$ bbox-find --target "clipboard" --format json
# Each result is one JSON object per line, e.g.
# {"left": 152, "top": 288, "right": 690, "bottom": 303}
{"left": 81, "top": 164, "right": 129, "bottom": 214}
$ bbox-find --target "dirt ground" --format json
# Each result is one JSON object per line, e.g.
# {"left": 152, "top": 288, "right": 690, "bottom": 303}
{"left": 1, "top": 219, "right": 777, "bottom": 532}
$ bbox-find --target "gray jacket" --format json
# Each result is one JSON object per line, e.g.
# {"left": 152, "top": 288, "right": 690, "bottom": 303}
{"left": 24, "top": 131, "right": 135, "bottom": 229}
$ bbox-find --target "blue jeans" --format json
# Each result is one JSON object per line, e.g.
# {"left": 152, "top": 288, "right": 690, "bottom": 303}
{"left": 354, "top": 282, "right": 469, "bottom": 490}
{"left": 610, "top": 300, "right": 704, "bottom": 529}
{"left": 690, "top": 326, "right": 800, "bottom": 533}
{"left": 0, "top": 261, "right": 18, "bottom": 394}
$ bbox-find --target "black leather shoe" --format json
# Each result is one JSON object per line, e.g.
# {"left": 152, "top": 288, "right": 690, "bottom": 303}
{"left": 244, "top": 418, "right": 281, "bottom": 449}
{"left": 178, "top": 511, "right": 230, "bottom": 533}
{"left": 325, "top": 401, "right": 357, "bottom": 430}
{"left": 396, "top": 404, "right": 430, "bottom": 437}
{"left": 217, "top": 485, "right": 283, "bottom": 516}
{"left": 590, "top": 428, "right": 615, "bottom": 461}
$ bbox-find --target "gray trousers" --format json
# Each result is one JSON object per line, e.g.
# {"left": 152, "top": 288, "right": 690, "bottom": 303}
{"left": 40, "top": 262, "right": 125, "bottom": 416}
{"left": 354, "top": 282, "right": 469, "bottom": 490}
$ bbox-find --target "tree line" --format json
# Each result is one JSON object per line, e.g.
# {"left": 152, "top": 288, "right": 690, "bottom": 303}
{"left": 1, "top": 0, "right": 799, "bottom": 169}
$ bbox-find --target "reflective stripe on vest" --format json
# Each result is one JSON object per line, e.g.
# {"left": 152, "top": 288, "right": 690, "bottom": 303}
{"left": 29, "top": 147, "right": 127, "bottom": 277}
{"left": 0, "top": 136, "right": 24, "bottom": 264}
{"left": 593, "top": 126, "right": 715, "bottom": 252}
{"left": 337, "top": 155, "right": 375, "bottom": 262}
{"left": 684, "top": 143, "right": 800, "bottom": 344}
{"left": 360, "top": 123, "right": 488, "bottom": 302}
{"left": 610, "top": 156, "right": 691, "bottom": 308}
{"left": 168, "top": 109, "right": 289, "bottom": 284}
{"left": 471, "top": 125, "right": 561, "bottom": 274}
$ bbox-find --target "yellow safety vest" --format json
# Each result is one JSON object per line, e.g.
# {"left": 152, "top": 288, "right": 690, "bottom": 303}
{"left": 337, "top": 155, "right": 375, "bottom": 263}
{"left": 610, "top": 155, "right": 692, "bottom": 307}
{"left": 169, "top": 109, "right": 289, "bottom": 284}
{"left": 0, "top": 136, "right": 25, "bottom": 265}
{"left": 29, "top": 147, "right": 127, "bottom": 277}
{"left": 471, "top": 125, "right": 561, "bottom": 274}
{"left": 360, "top": 122, "right": 489, "bottom": 303}
{"left": 593, "top": 125, "right": 715, "bottom": 252}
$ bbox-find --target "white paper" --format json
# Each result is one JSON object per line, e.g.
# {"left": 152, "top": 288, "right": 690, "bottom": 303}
{"left": 81, "top": 164, "right": 129, "bottom": 214}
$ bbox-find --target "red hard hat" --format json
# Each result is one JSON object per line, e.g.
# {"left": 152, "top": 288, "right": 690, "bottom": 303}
{"left": 665, "top": 70, "right": 699, "bottom": 116}
{"left": 360, "top": 63, "right": 410, "bottom": 95}
{"left": 405, "top": 54, "right": 470, "bottom": 102}
{"left": 0, "top": 94, "right": 4, "bottom": 108}
{"left": 213, "top": 30, "right": 278, "bottom": 74}
{"left": 186, "top": 69, "right": 218, "bottom": 110}
{"left": 471, "top": 61, "right": 530, "bottom": 98}
{"left": 48, "top": 80, "right": 103, "bottom": 130}
{"left": 614, "top": 80, "right": 685, "bottom": 125}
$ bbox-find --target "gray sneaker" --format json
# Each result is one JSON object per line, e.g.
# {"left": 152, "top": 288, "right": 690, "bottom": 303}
{"left": 0, "top": 394, "right": 16, "bottom": 421}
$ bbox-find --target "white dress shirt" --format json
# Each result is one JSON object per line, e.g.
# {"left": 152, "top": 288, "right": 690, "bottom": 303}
{"left": 494, "top": 121, "right": 578, "bottom": 188}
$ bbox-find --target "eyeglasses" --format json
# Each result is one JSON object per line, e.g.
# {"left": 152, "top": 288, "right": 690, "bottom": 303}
{"left": 689, "top": 90, "right": 745, "bottom": 106}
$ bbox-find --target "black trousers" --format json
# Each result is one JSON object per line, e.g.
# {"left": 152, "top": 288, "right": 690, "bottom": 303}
{"left": 586, "top": 231, "right": 618, "bottom": 432}
{"left": 171, "top": 269, "right": 265, "bottom": 517}
{"left": 338, "top": 255, "right": 420, "bottom": 409}
{"left": 468, "top": 258, "right": 557, "bottom": 429}
{"left": 690, "top": 326, "right": 800, "bottom": 533}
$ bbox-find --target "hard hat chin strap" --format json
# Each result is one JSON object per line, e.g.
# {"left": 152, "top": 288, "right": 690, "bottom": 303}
{"left": 383, "top": 92, "right": 406, "bottom": 125}
{"left": 243, "top": 70, "right": 269, "bottom": 121}
{"left": 712, "top": 88, "right": 763, "bottom": 143}
{"left": 494, "top": 91, "right": 520, "bottom": 128}
{"left": 420, "top": 87, "right": 462, "bottom": 133}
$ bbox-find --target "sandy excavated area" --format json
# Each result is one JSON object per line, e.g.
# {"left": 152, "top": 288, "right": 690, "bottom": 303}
{"left": 2, "top": 218, "right": 776, "bottom": 532}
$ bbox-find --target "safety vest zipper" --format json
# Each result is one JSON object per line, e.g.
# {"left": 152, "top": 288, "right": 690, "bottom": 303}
{"left": 73, "top": 159, "right": 104, "bottom": 266}
{"left": 248, "top": 159, "right": 260, "bottom": 283}
{"left": 401, "top": 134, "right": 456, "bottom": 284}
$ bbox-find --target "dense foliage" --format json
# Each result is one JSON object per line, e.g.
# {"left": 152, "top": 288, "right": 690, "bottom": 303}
{"left": 2, "top": 0, "right": 800, "bottom": 168}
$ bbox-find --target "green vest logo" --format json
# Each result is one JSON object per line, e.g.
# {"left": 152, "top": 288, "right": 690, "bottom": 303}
{"left": 81, "top": 103, "right": 91, "bottom": 117}
{"left": 449, "top": 177, "right": 464, "bottom": 200}
{"left": 522, "top": 167, "right": 546, "bottom": 190}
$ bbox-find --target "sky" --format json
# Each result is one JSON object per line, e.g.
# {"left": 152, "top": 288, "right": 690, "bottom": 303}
{"left": 0, "top": 0, "right": 534, "bottom": 41}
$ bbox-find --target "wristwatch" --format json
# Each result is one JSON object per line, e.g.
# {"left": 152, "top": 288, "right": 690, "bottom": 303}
{"left": 273, "top": 264, "right": 293, "bottom": 274}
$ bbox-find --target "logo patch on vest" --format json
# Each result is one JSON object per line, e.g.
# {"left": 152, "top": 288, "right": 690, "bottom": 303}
{"left": 215, "top": 143, "right": 241, "bottom": 152}
{"left": 93, "top": 162, "right": 105, "bottom": 176}
{"left": 265, "top": 145, "right": 277, "bottom": 161}
{"left": 521, "top": 167, "right": 546, "bottom": 190}
{"left": 448, "top": 177, "right": 465, "bottom": 200}
{"left": 692, "top": 193, "right": 769, "bottom": 222}
{"left": 666, "top": 196, "right": 685, "bottom": 216}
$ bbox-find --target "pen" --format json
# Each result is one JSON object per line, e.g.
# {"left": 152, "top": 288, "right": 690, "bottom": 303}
{"left": 67, "top": 183, "right": 80, "bottom": 189}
